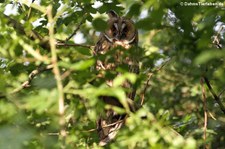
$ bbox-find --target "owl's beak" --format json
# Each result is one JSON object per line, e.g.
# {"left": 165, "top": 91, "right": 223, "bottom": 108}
{"left": 114, "top": 33, "right": 125, "bottom": 43}
{"left": 113, "top": 38, "right": 119, "bottom": 42}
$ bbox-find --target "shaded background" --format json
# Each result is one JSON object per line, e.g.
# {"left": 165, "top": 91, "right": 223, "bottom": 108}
{"left": 0, "top": 0, "right": 225, "bottom": 148}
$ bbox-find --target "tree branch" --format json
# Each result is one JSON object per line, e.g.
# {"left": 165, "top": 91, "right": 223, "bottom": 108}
{"left": 200, "top": 77, "right": 208, "bottom": 148}
{"left": 65, "top": 13, "right": 87, "bottom": 42}
{"left": 4, "top": 14, "right": 50, "bottom": 50}
{"left": 140, "top": 58, "right": 172, "bottom": 105}
{"left": 11, "top": 64, "right": 53, "bottom": 94}
{"left": 3, "top": 12, "right": 92, "bottom": 99}
{"left": 140, "top": 73, "right": 152, "bottom": 105}
{"left": 4, "top": 14, "right": 93, "bottom": 51}
{"left": 203, "top": 76, "right": 225, "bottom": 115}
{"left": 218, "top": 87, "right": 225, "bottom": 98}
{"left": 47, "top": 6, "right": 66, "bottom": 148}
{"left": 56, "top": 42, "right": 93, "bottom": 49}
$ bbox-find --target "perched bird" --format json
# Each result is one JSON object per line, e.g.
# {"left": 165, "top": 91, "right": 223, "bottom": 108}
{"left": 94, "top": 10, "right": 139, "bottom": 146}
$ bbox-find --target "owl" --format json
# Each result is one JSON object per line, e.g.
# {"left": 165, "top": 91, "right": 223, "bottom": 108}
{"left": 94, "top": 10, "right": 139, "bottom": 146}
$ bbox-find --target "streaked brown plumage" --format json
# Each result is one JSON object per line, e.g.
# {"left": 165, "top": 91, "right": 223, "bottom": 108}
{"left": 94, "top": 10, "right": 139, "bottom": 146}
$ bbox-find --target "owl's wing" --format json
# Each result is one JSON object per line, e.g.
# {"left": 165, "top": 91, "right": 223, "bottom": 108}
{"left": 94, "top": 34, "right": 112, "bottom": 54}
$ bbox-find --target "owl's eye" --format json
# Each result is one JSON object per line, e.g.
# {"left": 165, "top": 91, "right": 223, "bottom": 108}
{"left": 111, "top": 23, "right": 118, "bottom": 36}
{"left": 121, "top": 24, "right": 128, "bottom": 39}
{"left": 111, "top": 27, "right": 116, "bottom": 36}
{"left": 111, "top": 25, "right": 116, "bottom": 32}
{"left": 121, "top": 23, "right": 128, "bottom": 33}
{"left": 113, "top": 23, "right": 118, "bottom": 31}
{"left": 122, "top": 26, "right": 128, "bottom": 33}
{"left": 121, "top": 23, "right": 126, "bottom": 30}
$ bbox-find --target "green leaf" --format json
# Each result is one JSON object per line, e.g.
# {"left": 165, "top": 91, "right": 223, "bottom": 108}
{"left": 92, "top": 18, "right": 107, "bottom": 31}
{"left": 23, "top": 89, "right": 58, "bottom": 114}
{"left": 0, "top": 101, "right": 17, "bottom": 122}
{"left": 75, "top": 47, "right": 92, "bottom": 56}
{"left": 59, "top": 59, "right": 94, "bottom": 71}
{"left": 127, "top": 2, "right": 141, "bottom": 17}
{"left": 194, "top": 49, "right": 225, "bottom": 64}
{"left": 0, "top": 126, "right": 33, "bottom": 149}
{"left": 71, "top": 86, "right": 129, "bottom": 112}
{"left": 113, "top": 73, "right": 137, "bottom": 87}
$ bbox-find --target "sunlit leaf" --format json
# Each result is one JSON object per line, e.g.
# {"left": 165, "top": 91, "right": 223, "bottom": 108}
{"left": 23, "top": 89, "right": 58, "bottom": 114}
{"left": 113, "top": 73, "right": 137, "bottom": 87}
{"left": 59, "top": 59, "right": 94, "bottom": 71}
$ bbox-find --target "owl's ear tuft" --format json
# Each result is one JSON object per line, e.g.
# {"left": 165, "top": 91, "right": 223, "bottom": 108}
{"left": 107, "top": 10, "right": 119, "bottom": 18}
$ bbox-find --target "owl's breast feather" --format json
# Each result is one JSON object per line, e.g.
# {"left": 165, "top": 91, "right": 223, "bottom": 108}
{"left": 115, "top": 40, "right": 131, "bottom": 49}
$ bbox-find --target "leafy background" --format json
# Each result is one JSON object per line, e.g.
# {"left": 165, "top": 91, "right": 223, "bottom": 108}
{"left": 0, "top": 0, "right": 225, "bottom": 148}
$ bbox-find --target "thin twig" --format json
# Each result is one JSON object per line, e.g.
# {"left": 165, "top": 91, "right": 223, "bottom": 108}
{"left": 169, "top": 127, "right": 182, "bottom": 137}
{"left": 218, "top": 87, "right": 225, "bottom": 98}
{"left": 57, "top": 42, "right": 92, "bottom": 49}
{"left": 208, "top": 111, "right": 216, "bottom": 120}
{"left": 212, "top": 26, "right": 224, "bottom": 49}
{"left": 27, "top": 0, "right": 36, "bottom": 20}
{"left": 140, "top": 73, "right": 153, "bottom": 105}
{"left": 154, "top": 58, "right": 172, "bottom": 72}
{"left": 48, "top": 132, "right": 60, "bottom": 136}
{"left": 140, "top": 58, "right": 172, "bottom": 105}
{"left": 3, "top": 14, "right": 50, "bottom": 50}
{"left": 47, "top": 130, "right": 69, "bottom": 136}
{"left": 61, "top": 70, "right": 72, "bottom": 80}
{"left": 47, "top": 6, "right": 66, "bottom": 148}
{"left": 102, "top": 119, "right": 124, "bottom": 128}
{"left": 83, "top": 128, "right": 96, "bottom": 132}
{"left": 65, "top": 13, "right": 87, "bottom": 42}
{"left": 201, "top": 77, "right": 208, "bottom": 149}
{"left": 83, "top": 119, "right": 124, "bottom": 133}
{"left": 11, "top": 64, "right": 53, "bottom": 94}
{"left": 203, "top": 76, "right": 225, "bottom": 115}
{"left": 4, "top": 14, "right": 93, "bottom": 51}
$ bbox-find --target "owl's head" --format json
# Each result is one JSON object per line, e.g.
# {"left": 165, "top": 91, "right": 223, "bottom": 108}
{"left": 103, "top": 10, "right": 138, "bottom": 47}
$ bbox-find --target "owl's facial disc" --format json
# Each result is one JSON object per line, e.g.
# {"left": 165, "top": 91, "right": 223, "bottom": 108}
{"left": 104, "top": 17, "right": 137, "bottom": 45}
{"left": 110, "top": 22, "right": 127, "bottom": 42}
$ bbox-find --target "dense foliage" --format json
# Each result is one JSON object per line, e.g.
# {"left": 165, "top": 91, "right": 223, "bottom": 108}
{"left": 0, "top": 0, "right": 225, "bottom": 148}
